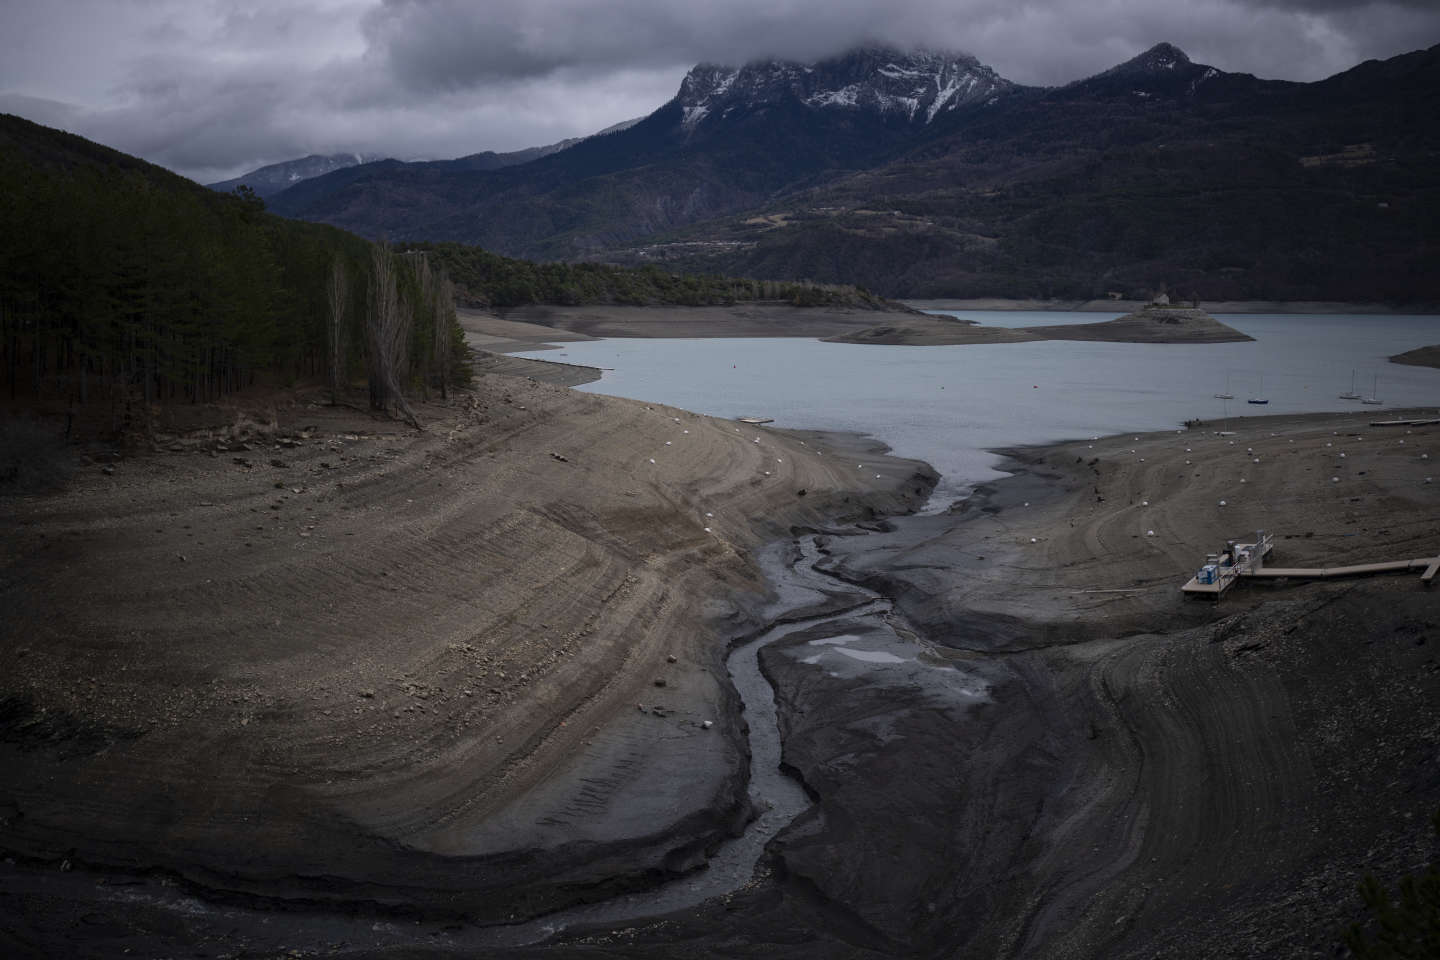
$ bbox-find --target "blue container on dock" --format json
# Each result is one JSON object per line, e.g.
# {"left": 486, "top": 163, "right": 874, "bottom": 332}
{"left": 1196, "top": 564, "right": 1218, "bottom": 584}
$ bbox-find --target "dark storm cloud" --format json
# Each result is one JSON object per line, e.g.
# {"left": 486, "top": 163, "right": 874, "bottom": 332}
{"left": 2, "top": 0, "right": 1438, "bottom": 182}
{"left": 363, "top": 0, "right": 1440, "bottom": 92}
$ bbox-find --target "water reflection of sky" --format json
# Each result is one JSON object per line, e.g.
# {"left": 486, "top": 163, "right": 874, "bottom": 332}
{"left": 516, "top": 313, "right": 1440, "bottom": 502}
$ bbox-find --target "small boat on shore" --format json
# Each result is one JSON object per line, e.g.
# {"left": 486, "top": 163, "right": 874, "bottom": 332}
{"left": 1362, "top": 373, "right": 1383, "bottom": 405}
{"left": 737, "top": 416, "right": 774, "bottom": 425}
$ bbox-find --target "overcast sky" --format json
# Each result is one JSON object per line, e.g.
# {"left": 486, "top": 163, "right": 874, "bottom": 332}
{"left": 2, "top": 0, "right": 1437, "bottom": 183}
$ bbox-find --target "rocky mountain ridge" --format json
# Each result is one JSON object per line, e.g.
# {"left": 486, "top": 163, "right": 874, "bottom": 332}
{"left": 207, "top": 152, "right": 384, "bottom": 199}
{"left": 677, "top": 46, "right": 1017, "bottom": 129}
{"left": 264, "top": 40, "right": 1440, "bottom": 304}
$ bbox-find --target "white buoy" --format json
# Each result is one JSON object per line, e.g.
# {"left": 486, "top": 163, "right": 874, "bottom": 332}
{"left": 1146, "top": 529, "right": 1155, "bottom": 536}
{"left": 1253, "top": 457, "right": 1260, "bottom": 463}
{"left": 706, "top": 512, "right": 713, "bottom": 517}
{"left": 665, "top": 441, "right": 672, "bottom": 445}
{"left": 703, "top": 527, "right": 712, "bottom": 533}
{"left": 1142, "top": 500, "right": 1149, "bottom": 506}
{"left": 649, "top": 458, "right": 656, "bottom": 464}
{"left": 1340, "top": 452, "right": 1346, "bottom": 458}
{"left": 1219, "top": 500, "right": 1227, "bottom": 506}
{"left": 1240, "top": 478, "right": 1247, "bottom": 483}
{"left": 1030, "top": 537, "right": 1038, "bottom": 543}
{"left": 1332, "top": 476, "right": 1340, "bottom": 483}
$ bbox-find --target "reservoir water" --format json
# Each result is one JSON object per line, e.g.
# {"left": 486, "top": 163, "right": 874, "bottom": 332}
{"left": 517, "top": 312, "right": 1440, "bottom": 501}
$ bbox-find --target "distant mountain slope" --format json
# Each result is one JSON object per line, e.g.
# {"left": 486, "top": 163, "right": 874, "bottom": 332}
{"left": 208, "top": 153, "right": 386, "bottom": 198}
{"left": 207, "top": 120, "right": 646, "bottom": 200}
{"left": 266, "top": 42, "right": 1440, "bottom": 304}
{"left": 609, "top": 43, "right": 1440, "bottom": 304}
{"left": 267, "top": 47, "right": 1024, "bottom": 257}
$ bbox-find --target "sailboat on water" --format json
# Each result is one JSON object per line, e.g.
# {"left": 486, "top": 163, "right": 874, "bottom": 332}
{"left": 1362, "top": 373, "right": 1383, "bottom": 405}
{"left": 1213, "top": 372, "right": 1234, "bottom": 400}
{"left": 1339, "top": 369, "right": 1362, "bottom": 400}
{"left": 1247, "top": 373, "right": 1269, "bottom": 405}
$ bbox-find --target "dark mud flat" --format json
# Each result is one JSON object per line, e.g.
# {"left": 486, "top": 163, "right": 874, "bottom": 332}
{"left": 521, "top": 413, "right": 1440, "bottom": 958}
{"left": 5, "top": 413, "right": 1438, "bottom": 958}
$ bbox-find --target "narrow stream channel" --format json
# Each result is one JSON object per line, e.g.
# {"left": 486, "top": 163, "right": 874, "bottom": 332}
{"left": 482, "top": 534, "right": 892, "bottom": 946}
{"left": 0, "top": 534, "right": 897, "bottom": 954}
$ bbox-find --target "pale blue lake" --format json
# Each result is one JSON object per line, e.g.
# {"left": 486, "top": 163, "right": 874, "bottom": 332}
{"left": 515, "top": 313, "right": 1440, "bottom": 502}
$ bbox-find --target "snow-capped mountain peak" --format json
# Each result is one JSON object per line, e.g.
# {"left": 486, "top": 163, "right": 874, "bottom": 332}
{"left": 676, "top": 46, "right": 1016, "bottom": 129}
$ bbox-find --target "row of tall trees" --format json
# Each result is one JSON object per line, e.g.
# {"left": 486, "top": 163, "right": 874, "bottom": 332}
{"left": 406, "top": 242, "right": 890, "bottom": 310}
{"left": 0, "top": 115, "right": 467, "bottom": 433}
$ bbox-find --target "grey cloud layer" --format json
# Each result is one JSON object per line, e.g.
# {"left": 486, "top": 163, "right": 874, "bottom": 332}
{"left": 2, "top": 0, "right": 1436, "bottom": 182}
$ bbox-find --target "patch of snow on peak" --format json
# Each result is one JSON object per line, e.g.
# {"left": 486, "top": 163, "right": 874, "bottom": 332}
{"left": 879, "top": 64, "right": 924, "bottom": 79}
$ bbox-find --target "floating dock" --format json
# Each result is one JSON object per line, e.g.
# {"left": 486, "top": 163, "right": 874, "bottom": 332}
{"left": 1182, "top": 529, "right": 1438, "bottom": 599}
{"left": 1369, "top": 418, "right": 1440, "bottom": 427}
{"left": 1182, "top": 531, "right": 1274, "bottom": 597}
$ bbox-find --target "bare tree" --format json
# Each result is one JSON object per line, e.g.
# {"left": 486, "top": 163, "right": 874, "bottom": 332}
{"left": 366, "top": 243, "right": 419, "bottom": 427}
{"left": 434, "top": 272, "right": 456, "bottom": 400}
{"left": 412, "top": 253, "right": 436, "bottom": 400}
{"left": 326, "top": 255, "right": 347, "bottom": 403}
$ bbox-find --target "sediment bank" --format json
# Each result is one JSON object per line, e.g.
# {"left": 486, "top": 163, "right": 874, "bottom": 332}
{"left": 0, "top": 368, "right": 934, "bottom": 946}
{"left": 3, "top": 399, "right": 1437, "bottom": 958}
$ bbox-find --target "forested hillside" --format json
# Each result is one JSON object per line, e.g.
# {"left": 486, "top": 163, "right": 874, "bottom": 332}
{"left": 0, "top": 113, "right": 467, "bottom": 436}
{"left": 405, "top": 242, "right": 894, "bottom": 310}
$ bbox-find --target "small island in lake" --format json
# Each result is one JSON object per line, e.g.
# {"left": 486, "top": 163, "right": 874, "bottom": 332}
{"left": 829, "top": 294, "right": 1255, "bottom": 345}
{"left": 1390, "top": 344, "right": 1440, "bottom": 369}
